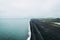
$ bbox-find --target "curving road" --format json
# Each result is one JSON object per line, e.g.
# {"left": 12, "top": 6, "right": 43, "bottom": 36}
{"left": 30, "top": 19, "right": 60, "bottom": 40}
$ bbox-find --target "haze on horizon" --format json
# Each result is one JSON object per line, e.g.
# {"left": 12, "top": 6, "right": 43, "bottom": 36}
{"left": 0, "top": 0, "right": 60, "bottom": 18}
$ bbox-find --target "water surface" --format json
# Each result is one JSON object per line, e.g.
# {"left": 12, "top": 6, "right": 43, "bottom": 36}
{"left": 0, "top": 18, "right": 30, "bottom": 40}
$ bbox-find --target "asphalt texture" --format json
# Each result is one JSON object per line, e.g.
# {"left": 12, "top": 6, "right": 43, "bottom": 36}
{"left": 30, "top": 19, "right": 60, "bottom": 40}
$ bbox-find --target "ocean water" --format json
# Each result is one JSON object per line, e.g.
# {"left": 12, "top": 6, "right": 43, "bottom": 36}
{"left": 0, "top": 18, "right": 30, "bottom": 40}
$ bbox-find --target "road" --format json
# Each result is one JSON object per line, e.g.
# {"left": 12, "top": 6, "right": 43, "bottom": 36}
{"left": 30, "top": 19, "right": 60, "bottom": 40}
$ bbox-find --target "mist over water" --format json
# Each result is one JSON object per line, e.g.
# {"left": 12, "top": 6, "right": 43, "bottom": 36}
{"left": 0, "top": 18, "right": 30, "bottom": 40}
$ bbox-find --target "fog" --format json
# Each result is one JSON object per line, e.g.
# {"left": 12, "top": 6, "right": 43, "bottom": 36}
{"left": 0, "top": 0, "right": 60, "bottom": 18}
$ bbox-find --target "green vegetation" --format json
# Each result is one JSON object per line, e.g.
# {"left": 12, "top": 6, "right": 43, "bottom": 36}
{"left": 38, "top": 18, "right": 60, "bottom": 23}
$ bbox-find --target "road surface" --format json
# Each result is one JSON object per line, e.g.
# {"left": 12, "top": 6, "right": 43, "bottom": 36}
{"left": 30, "top": 19, "right": 60, "bottom": 40}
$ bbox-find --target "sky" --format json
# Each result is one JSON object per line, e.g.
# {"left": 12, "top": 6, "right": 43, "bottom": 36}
{"left": 0, "top": 0, "right": 60, "bottom": 18}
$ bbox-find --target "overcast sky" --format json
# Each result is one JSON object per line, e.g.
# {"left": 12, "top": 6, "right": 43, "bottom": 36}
{"left": 0, "top": 0, "right": 60, "bottom": 18}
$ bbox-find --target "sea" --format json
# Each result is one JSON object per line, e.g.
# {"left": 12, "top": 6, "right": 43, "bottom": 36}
{"left": 0, "top": 18, "right": 30, "bottom": 40}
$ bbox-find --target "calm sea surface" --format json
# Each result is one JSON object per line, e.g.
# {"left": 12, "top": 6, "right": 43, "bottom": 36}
{"left": 0, "top": 18, "right": 30, "bottom": 40}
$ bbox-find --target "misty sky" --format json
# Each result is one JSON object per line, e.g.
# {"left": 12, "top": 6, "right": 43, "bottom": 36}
{"left": 0, "top": 0, "right": 60, "bottom": 18}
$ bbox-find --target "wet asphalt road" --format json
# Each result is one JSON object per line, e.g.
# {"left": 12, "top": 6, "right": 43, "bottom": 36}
{"left": 30, "top": 19, "right": 60, "bottom": 40}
